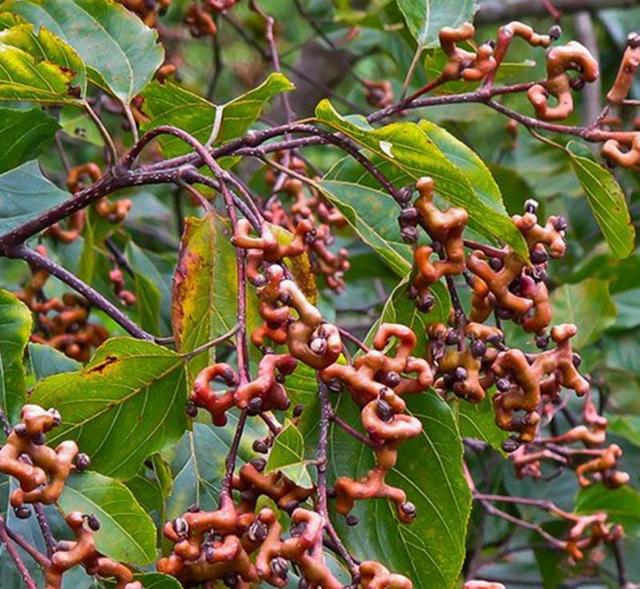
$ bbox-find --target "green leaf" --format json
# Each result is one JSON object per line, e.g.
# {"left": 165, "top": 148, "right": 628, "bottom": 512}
{"left": 132, "top": 573, "right": 182, "bottom": 589}
{"left": 266, "top": 418, "right": 314, "bottom": 489}
{"left": 607, "top": 414, "right": 640, "bottom": 447}
{"left": 27, "top": 342, "right": 80, "bottom": 380}
{"left": 365, "top": 278, "right": 450, "bottom": 350}
{"left": 318, "top": 180, "right": 414, "bottom": 276}
{"left": 330, "top": 393, "right": 471, "bottom": 588}
{"left": 59, "top": 471, "right": 157, "bottom": 565}
{"left": 567, "top": 141, "right": 635, "bottom": 259}
{"left": 0, "top": 107, "right": 58, "bottom": 173}
{"left": 576, "top": 484, "right": 640, "bottom": 533}
{"left": 141, "top": 73, "right": 294, "bottom": 158}
{"left": 316, "top": 101, "right": 528, "bottom": 257}
{"left": 455, "top": 391, "right": 508, "bottom": 454}
{"left": 124, "top": 468, "right": 164, "bottom": 515}
{"left": 0, "top": 160, "right": 69, "bottom": 237}
{"left": 0, "top": 289, "right": 31, "bottom": 422}
{"left": 0, "top": 25, "right": 81, "bottom": 104}
{"left": 171, "top": 213, "right": 238, "bottom": 375}
{"left": 129, "top": 253, "right": 162, "bottom": 336}
{"left": 4, "top": 0, "right": 163, "bottom": 102}
{"left": 162, "top": 418, "right": 266, "bottom": 520}
{"left": 396, "top": 0, "right": 479, "bottom": 48}
{"left": 550, "top": 279, "right": 617, "bottom": 349}
{"left": 418, "top": 120, "right": 505, "bottom": 214}
{"left": 59, "top": 105, "right": 103, "bottom": 146}
{"left": 30, "top": 338, "right": 188, "bottom": 480}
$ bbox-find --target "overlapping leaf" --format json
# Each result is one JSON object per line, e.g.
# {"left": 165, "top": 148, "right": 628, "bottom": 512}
{"left": 364, "top": 278, "right": 450, "bottom": 348}
{"left": 330, "top": 393, "right": 471, "bottom": 589}
{"left": 317, "top": 101, "right": 528, "bottom": 257}
{"left": 3, "top": 0, "right": 163, "bottom": 102}
{"left": 59, "top": 471, "right": 157, "bottom": 564}
{"left": 162, "top": 417, "right": 266, "bottom": 520}
{"left": 576, "top": 484, "right": 640, "bottom": 533}
{"left": 567, "top": 141, "right": 635, "bottom": 259}
{"left": 0, "top": 24, "right": 82, "bottom": 104}
{"left": 550, "top": 279, "right": 617, "bottom": 349}
{"left": 318, "top": 179, "right": 415, "bottom": 276}
{"left": 455, "top": 391, "right": 507, "bottom": 453}
{"left": 0, "top": 107, "right": 58, "bottom": 173}
{"left": 171, "top": 213, "right": 238, "bottom": 374}
{"left": 397, "top": 0, "right": 479, "bottom": 48}
{"left": 30, "top": 338, "right": 188, "bottom": 480}
{"left": 266, "top": 418, "right": 313, "bottom": 488}
{"left": 0, "top": 160, "right": 69, "bottom": 237}
{"left": 141, "top": 73, "right": 294, "bottom": 158}
{"left": 0, "top": 290, "right": 31, "bottom": 422}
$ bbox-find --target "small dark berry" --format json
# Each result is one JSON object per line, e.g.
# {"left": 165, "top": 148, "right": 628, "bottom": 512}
{"left": 271, "top": 557, "right": 289, "bottom": 577}
{"left": 553, "top": 216, "right": 568, "bottom": 231}
{"left": 570, "top": 77, "right": 585, "bottom": 91}
{"left": 445, "top": 330, "right": 461, "bottom": 346}
{"left": 417, "top": 294, "right": 435, "bottom": 312}
{"left": 251, "top": 457, "right": 267, "bottom": 472}
{"left": 454, "top": 366, "right": 468, "bottom": 381}
{"left": 524, "top": 198, "right": 539, "bottom": 214}
{"left": 87, "top": 515, "right": 101, "bottom": 531}
{"left": 399, "top": 207, "right": 419, "bottom": 225}
{"left": 253, "top": 439, "right": 269, "bottom": 454}
{"left": 13, "top": 424, "right": 27, "bottom": 437}
{"left": 248, "top": 520, "right": 268, "bottom": 542}
{"left": 572, "top": 353, "right": 582, "bottom": 367}
{"left": 14, "top": 506, "right": 31, "bottom": 519}
{"left": 628, "top": 32, "right": 640, "bottom": 48}
{"left": 224, "top": 574, "right": 239, "bottom": 588}
{"left": 186, "top": 401, "right": 198, "bottom": 418}
{"left": 247, "top": 397, "right": 264, "bottom": 415}
{"left": 204, "top": 545, "right": 216, "bottom": 562}
{"left": 400, "top": 501, "right": 417, "bottom": 519}
{"left": 471, "top": 340, "right": 486, "bottom": 357}
{"left": 535, "top": 335, "right": 550, "bottom": 349}
{"left": 489, "top": 257, "right": 504, "bottom": 271}
{"left": 496, "top": 377, "right": 511, "bottom": 392}
{"left": 502, "top": 437, "right": 521, "bottom": 453}
{"left": 549, "top": 24, "right": 562, "bottom": 41}
{"left": 293, "top": 404, "right": 305, "bottom": 418}
{"left": 400, "top": 226, "right": 418, "bottom": 243}
{"left": 345, "top": 514, "right": 359, "bottom": 526}
{"left": 376, "top": 399, "right": 394, "bottom": 422}
{"left": 327, "top": 379, "right": 343, "bottom": 393}
{"left": 531, "top": 248, "right": 548, "bottom": 265}
{"left": 385, "top": 371, "right": 401, "bottom": 388}
{"left": 75, "top": 453, "right": 91, "bottom": 472}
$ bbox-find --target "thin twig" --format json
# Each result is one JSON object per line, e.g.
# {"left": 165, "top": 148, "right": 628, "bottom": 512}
{"left": 180, "top": 324, "right": 240, "bottom": 360}
{"left": 0, "top": 517, "right": 37, "bottom": 589}
{"left": 84, "top": 101, "right": 118, "bottom": 165}
{"left": 6, "top": 244, "right": 154, "bottom": 341}
{"left": 317, "top": 382, "right": 361, "bottom": 583}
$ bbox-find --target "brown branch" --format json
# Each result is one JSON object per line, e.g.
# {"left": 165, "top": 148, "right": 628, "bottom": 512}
{"left": 476, "top": 0, "right": 640, "bottom": 23}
